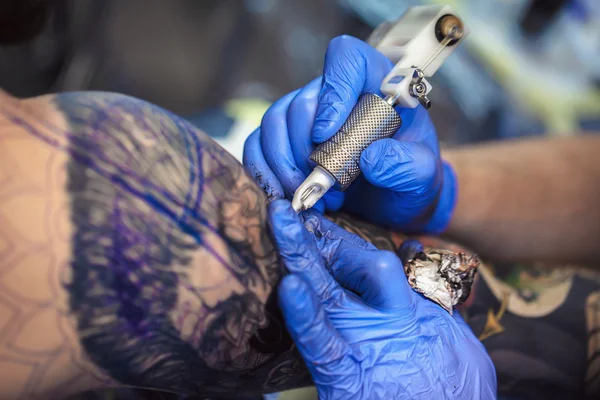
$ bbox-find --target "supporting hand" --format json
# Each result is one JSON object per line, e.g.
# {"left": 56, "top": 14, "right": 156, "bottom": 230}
{"left": 268, "top": 200, "right": 496, "bottom": 399}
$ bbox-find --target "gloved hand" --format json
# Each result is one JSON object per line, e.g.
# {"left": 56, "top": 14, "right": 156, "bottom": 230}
{"left": 268, "top": 199, "right": 496, "bottom": 399}
{"left": 244, "top": 35, "right": 457, "bottom": 234}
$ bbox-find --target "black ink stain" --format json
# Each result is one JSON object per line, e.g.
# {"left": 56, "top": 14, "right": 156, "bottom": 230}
{"left": 251, "top": 167, "right": 278, "bottom": 203}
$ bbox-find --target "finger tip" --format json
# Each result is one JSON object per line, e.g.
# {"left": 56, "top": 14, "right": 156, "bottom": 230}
{"left": 397, "top": 239, "right": 425, "bottom": 264}
{"left": 360, "top": 141, "right": 386, "bottom": 171}
{"left": 242, "top": 132, "right": 260, "bottom": 166}
{"left": 311, "top": 128, "right": 332, "bottom": 144}
{"left": 268, "top": 200, "right": 298, "bottom": 229}
{"left": 400, "top": 238, "right": 425, "bottom": 252}
{"left": 269, "top": 198, "right": 293, "bottom": 214}
{"left": 313, "top": 199, "right": 326, "bottom": 213}
{"left": 323, "top": 191, "right": 344, "bottom": 211}
{"left": 269, "top": 201, "right": 311, "bottom": 252}
{"left": 280, "top": 274, "right": 305, "bottom": 293}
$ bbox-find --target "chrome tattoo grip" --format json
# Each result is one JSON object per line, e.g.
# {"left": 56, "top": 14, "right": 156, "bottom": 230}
{"left": 309, "top": 93, "right": 402, "bottom": 190}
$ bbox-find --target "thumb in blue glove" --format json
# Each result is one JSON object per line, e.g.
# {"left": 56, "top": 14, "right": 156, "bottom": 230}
{"left": 244, "top": 36, "right": 457, "bottom": 234}
{"left": 313, "top": 36, "right": 457, "bottom": 233}
{"left": 268, "top": 199, "right": 496, "bottom": 399}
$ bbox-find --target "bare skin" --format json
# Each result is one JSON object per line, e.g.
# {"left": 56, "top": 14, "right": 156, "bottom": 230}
{"left": 1, "top": 93, "right": 109, "bottom": 397}
{"left": 445, "top": 136, "right": 600, "bottom": 266}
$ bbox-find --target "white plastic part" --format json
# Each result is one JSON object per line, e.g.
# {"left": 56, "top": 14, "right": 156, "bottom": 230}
{"left": 372, "top": 5, "right": 469, "bottom": 108}
{"left": 291, "top": 166, "right": 336, "bottom": 213}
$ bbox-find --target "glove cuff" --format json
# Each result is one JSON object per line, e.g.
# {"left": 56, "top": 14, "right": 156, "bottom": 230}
{"left": 422, "top": 160, "right": 457, "bottom": 235}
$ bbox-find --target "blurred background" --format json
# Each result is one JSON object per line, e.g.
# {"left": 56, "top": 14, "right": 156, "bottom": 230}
{"left": 1, "top": 0, "right": 599, "bottom": 399}
{"left": 1, "top": 0, "right": 599, "bottom": 162}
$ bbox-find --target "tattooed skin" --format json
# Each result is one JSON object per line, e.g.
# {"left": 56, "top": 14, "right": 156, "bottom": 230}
{"left": 0, "top": 90, "right": 411, "bottom": 399}
{"left": 0, "top": 91, "right": 314, "bottom": 398}
{"left": 59, "top": 92, "right": 314, "bottom": 396}
{"left": 326, "top": 213, "right": 398, "bottom": 252}
{"left": 6, "top": 90, "right": 595, "bottom": 400}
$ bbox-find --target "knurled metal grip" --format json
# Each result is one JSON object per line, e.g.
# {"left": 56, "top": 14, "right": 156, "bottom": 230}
{"left": 309, "top": 93, "right": 402, "bottom": 190}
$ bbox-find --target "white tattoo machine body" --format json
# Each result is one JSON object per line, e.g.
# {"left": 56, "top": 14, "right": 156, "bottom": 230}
{"left": 292, "top": 5, "right": 469, "bottom": 212}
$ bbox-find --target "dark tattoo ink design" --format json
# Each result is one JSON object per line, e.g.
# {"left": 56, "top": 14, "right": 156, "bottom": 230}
{"left": 0, "top": 110, "right": 114, "bottom": 398}
{"left": 1, "top": 93, "right": 405, "bottom": 399}
{"left": 2, "top": 92, "right": 312, "bottom": 397}
{"left": 59, "top": 93, "right": 311, "bottom": 395}
{"left": 326, "top": 212, "right": 398, "bottom": 252}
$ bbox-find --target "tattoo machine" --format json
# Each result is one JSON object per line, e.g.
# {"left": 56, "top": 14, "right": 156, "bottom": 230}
{"left": 292, "top": 5, "right": 468, "bottom": 212}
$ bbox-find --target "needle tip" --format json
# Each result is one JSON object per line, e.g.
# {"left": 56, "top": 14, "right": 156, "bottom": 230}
{"left": 291, "top": 193, "right": 304, "bottom": 214}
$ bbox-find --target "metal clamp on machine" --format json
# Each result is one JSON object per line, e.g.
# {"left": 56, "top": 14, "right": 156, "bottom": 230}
{"left": 292, "top": 5, "right": 468, "bottom": 212}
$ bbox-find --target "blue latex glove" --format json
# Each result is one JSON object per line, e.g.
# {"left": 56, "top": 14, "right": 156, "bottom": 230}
{"left": 268, "top": 199, "right": 496, "bottom": 399}
{"left": 244, "top": 36, "right": 457, "bottom": 233}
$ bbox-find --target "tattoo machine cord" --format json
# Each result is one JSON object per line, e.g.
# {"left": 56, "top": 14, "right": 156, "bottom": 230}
{"left": 292, "top": 5, "right": 468, "bottom": 212}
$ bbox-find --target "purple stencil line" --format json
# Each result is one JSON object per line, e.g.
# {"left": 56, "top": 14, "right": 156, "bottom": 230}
{"left": 0, "top": 107, "right": 244, "bottom": 274}
{"left": 1, "top": 109, "right": 198, "bottom": 216}
{"left": 20, "top": 349, "right": 65, "bottom": 399}
{"left": 0, "top": 236, "right": 47, "bottom": 274}
{"left": 172, "top": 116, "right": 200, "bottom": 227}
{"left": 3, "top": 105, "right": 228, "bottom": 245}
{"left": 0, "top": 281, "right": 54, "bottom": 309}
{"left": 0, "top": 293, "right": 22, "bottom": 342}
{"left": 0, "top": 217, "right": 16, "bottom": 263}
{"left": 4, "top": 110, "right": 203, "bottom": 225}
{"left": 187, "top": 274, "right": 235, "bottom": 293}
{"left": 5, "top": 309, "right": 65, "bottom": 357}
{"left": 0, "top": 354, "right": 41, "bottom": 398}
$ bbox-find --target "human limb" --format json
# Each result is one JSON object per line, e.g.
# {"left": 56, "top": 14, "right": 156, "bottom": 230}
{"left": 2, "top": 87, "right": 441, "bottom": 399}
{"left": 0, "top": 90, "right": 308, "bottom": 399}
{"left": 444, "top": 136, "right": 600, "bottom": 265}
{"left": 244, "top": 35, "right": 600, "bottom": 266}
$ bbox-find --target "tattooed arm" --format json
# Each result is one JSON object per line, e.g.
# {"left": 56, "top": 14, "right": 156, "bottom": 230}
{"left": 0, "top": 89, "right": 416, "bottom": 399}
{"left": 0, "top": 90, "right": 311, "bottom": 399}
{"left": 444, "top": 137, "right": 600, "bottom": 265}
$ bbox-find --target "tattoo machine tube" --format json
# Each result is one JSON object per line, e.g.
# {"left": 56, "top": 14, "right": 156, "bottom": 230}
{"left": 292, "top": 5, "right": 468, "bottom": 212}
{"left": 291, "top": 94, "right": 401, "bottom": 212}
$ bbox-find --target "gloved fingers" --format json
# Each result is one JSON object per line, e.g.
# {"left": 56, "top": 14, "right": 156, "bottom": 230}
{"left": 301, "top": 211, "right": 413, "bottom": 310}
{"left": 333, "top": 249, "right": 414, "bottom": 310}
{"left": 269, "top": 200, "right": 340, "bottom": 301}
{"left": 278, "top": 274, "right": 353, "bottom": 371}
{"left": 243, "top": 128, "right": 285, "bottom": 202}
{"left": 287, "top": 78, "right": 345, "bottom": 211}
{"left": 322, "top": 189, "right": 346, "bottom": 212}
{"left": 394, "top": 105, "right": 440, "bottom": 155}
{"left": 396, "top": 239, "right": 425, "bottom": 265}
{"left": 447, "top": 311, "right": 498, "bottom": 388}
{"left": 452, "top": 311, "right": 473, "bottom": 333}
{"left": 260, "top": 89, "right": 312, "bottom": 201}
{"left": 312, "top": 35, "right": 393, "bottom": 144}
{"left": 288, "top": 77, "right": 320, "bottom": 176}
{"left": 302, "top": 209, "right": 377, "bottom": 261}
{"left": 360, "top": 139, "right": 439, "bottom": 195}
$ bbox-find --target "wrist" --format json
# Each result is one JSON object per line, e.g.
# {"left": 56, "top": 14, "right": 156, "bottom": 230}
{"left": 422, "top": 160, "right": 457, "bottom": 235}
